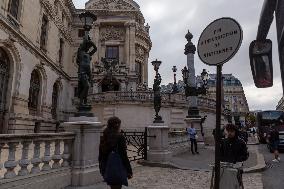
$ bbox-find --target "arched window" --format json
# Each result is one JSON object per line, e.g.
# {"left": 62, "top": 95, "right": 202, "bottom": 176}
{"left": 28, "top": 70, "right": 41, "bottom": 115}
{"left": 8, "top": 0, "right": 20, "bottom": 20}
{"left": 51, "top": 82, "right": 59, "bottom": 119}
{"left": 0, "top": 48, "right": 10, "bottom": 133}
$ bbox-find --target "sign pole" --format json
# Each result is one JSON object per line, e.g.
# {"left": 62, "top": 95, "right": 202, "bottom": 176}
{"left": 196, "top": 17, "right": 243, "bottom": 189}
{"left": 214, "top": 64, "right": 222, "bottom": 189}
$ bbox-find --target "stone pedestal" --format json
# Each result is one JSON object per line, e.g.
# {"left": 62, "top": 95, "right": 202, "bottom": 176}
{"left": 184, "top": 117, "right": 205, "bottom": 148}
{"left": 63, "top": 116, "right": 104, "bottom": 187}
{"left": 147, "top": 123, "right": 172, "bottom": 163}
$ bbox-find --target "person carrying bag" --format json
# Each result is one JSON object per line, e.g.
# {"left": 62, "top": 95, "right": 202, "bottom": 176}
{"left": 99, "top": 117, "right": 133, "bottom": 189}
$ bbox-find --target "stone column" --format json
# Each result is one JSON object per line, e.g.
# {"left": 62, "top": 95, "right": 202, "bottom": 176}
{"left": 93, "top": 22, "right": 100, "bottom": 63}
{"left": 129, "top": 22, "right": 136, "bottom": 72}
{"left": 147, "top": 123, "right": 172, "bottom": 163}
{"left": 185, "top": 31, "right": 199, "bottom": 115}
{"left": 63, "top": 116, "right": 104, "bottom": 186}
{"left": 124, "top": 22, "right": 130, "bottom": 67}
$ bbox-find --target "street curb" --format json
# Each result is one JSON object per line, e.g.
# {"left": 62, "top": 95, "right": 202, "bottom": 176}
{"left": 247, "top": 142, "right": 260, "bottom": 146}
{"left": 138, "top": 160, "right": 212, "bottom": 172}
{"left": 243, "top": 147, "right": 266, "bottom": 173}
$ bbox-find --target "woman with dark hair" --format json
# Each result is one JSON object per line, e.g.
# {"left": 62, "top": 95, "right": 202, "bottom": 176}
{"left": 99, "top": 117, "right": 133, "bottom": 189}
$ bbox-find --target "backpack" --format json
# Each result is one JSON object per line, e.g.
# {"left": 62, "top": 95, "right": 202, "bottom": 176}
{"left": 103, "top": 146, "right": 128, "bottom": 186}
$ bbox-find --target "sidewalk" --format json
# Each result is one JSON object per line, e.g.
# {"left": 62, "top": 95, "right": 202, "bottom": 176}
{"left": 170, "top": 145, "right": 258, "bottom": 171}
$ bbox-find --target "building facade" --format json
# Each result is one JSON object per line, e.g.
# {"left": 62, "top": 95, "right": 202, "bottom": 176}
{"left": 203, "top": 74, "right": 250, "bottom": 115}
{"left": 161, "top": 73, "right": 250, "bottom": 124}
{"left": 0, "top": 0, "right": 151, "bottom": 133}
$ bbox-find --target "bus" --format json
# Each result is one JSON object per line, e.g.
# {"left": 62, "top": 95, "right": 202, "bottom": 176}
{"left": 256, "top": 110, "right": 284, "bottom": 143}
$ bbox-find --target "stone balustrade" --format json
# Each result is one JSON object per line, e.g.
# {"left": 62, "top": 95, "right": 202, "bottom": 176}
{"left": 88, "top": 91, "right": 216, "bottom": 110}
{"left": 168, "top": 131, "right": 190, "bottom": 155}
{"left": 0, "top": 133, "right": 75, "bottom": 180}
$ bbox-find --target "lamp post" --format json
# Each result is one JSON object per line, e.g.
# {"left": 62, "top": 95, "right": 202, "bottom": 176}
{"left": 152, "top": 59, "right": 163, "bottom": 123}
{"left": 172, "top": 66, "right": 179, "bottom": 94}
{"left": 183, "top": 31, "right": 209, "bottom": 118}
{"left": 76, "top": 11, "right": 97, "bottom": 116}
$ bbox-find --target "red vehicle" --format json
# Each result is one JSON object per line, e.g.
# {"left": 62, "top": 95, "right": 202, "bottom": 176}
{"left": 256, "top": 110, "right": 284, "bottom": 143}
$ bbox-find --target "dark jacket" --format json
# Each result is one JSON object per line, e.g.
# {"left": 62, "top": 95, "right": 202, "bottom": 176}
{"left": 220, "top": 137, "right": 249, "bottom": 164}
{"left": 99, "top": 134, "right": 132, "bottom": 176}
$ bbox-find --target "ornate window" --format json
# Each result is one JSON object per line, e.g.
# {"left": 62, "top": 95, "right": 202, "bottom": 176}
{"left": 8, "top": 0, "right": 20, "bottom": 20}
{"left": 0, "top": 48, "right": 10, "bottom": 133}
{"left": 40, "top": 15, "right": 49, "bottom": 50}
{"left": 59, "top": 38, "right": 64, "bottom": 65}
{"left": 28, "top": 70, "right": 41, "bottom": 115}
{"left": 51, "top": 83, "right": 59, "bottom": 119}
{"left": 106, "top": 46, "right": 119, "bottom": 60}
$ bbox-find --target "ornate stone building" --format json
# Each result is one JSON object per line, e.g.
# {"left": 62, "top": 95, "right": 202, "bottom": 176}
{"left": 75, "top": 0, "right": 151, "bottom": 93}
{"left": 0, "top": 0, "right": 151, "bottom": 133}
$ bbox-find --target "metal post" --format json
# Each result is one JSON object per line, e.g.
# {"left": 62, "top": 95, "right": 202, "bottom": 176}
{"left": 144, "top": 127, "right": 148, "bottom": 160}
{"left": 214, "top": 64, "right": 222, "bottom": 189}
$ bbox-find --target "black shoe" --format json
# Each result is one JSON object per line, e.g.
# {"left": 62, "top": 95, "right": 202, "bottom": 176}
{"left": 192, "top": 152, "right": 195, "bottom": 155}
{"left": 196, "top": 151, "right": 199, "bottom": 154}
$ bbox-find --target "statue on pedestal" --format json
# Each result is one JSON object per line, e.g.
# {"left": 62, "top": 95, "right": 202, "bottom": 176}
{"left": 153, "top": 73, "right": 163, "bottom": 123}
{"left": 76, "top": 34, "right": 97, "bottom": 114}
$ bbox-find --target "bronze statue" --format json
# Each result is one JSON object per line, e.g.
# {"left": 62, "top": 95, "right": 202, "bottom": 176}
{"left": 153, "top": 72, "right": 162, "bottom": 123}
{"left": 76, "top": 34, "right": 97, "bottom": 106}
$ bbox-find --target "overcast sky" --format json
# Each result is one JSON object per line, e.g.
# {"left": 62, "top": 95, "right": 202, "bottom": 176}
{"left": 73, "top": 0, "right": 282, "bottom": 111}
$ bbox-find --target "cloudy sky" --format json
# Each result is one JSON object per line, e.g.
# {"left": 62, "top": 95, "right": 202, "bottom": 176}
{"left": 73, "top": 0, "right": 282, "bottom": 111}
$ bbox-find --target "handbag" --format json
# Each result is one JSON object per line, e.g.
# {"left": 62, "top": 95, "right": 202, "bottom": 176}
{"left": 103, "top": 145, "right": 128, "bottom": 186}
{"left": 195, "top": 134, "right": 199, "bottom": 140}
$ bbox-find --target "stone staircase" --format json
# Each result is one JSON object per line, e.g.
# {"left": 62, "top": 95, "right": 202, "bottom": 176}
{"left": 170, "top": 109, "right": 185, "bottom": 128}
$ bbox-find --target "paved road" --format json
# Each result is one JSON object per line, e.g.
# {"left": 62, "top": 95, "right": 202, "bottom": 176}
{"left": 259, "top": 144, "right": 284, "bottom": 189}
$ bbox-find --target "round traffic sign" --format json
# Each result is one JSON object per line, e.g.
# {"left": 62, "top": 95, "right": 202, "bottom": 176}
{"left": 197, "top": 17, "right": 243, "bottom": 66}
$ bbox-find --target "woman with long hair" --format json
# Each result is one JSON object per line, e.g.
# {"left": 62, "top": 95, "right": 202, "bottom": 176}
{"left": 99, "top": 116, "right": 133, "bottom": 189}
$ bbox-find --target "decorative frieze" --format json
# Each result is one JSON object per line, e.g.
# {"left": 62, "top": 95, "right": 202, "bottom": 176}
{"left": 88, "top": 0, "right": 136, "bottom": 10}
{"left": 100, "top": 26, "right": 125, "bottom": 41}
{"left": 135, "top": 45, "right": 146, "bottom": 61}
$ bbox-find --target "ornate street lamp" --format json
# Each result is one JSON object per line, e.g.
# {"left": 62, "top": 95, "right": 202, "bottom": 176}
{"left": 152, "top": 59, "right": 163, "bottom": 123}
{"left": 172, "top": 66, "right": 179, "bottom": 94}
{"left": 182, "top": 66, "right": 208, "bottom": 117}
{"left": 79, "top": 12, "right": 97, "bottom": 31}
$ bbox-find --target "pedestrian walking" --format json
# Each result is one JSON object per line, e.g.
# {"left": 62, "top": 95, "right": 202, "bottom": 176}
{"left": 218, "top": 124, "right": 249, "bottom": 189}
{"left": 268, "top": 125, "right": 281, "bottom": 162}
{"left": 187, "top": 124, "right": 199, "bottom": 154}
{"left": 220, "top": 124, "right": 249, "bottom": 164}
{"left": 99, "top": 117, "right": 133, "bottom": 189}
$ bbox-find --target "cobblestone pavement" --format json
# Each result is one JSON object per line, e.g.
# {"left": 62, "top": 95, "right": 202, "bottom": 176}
{"left": 93, "top": 166, "right": 263, "bottom": 189}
